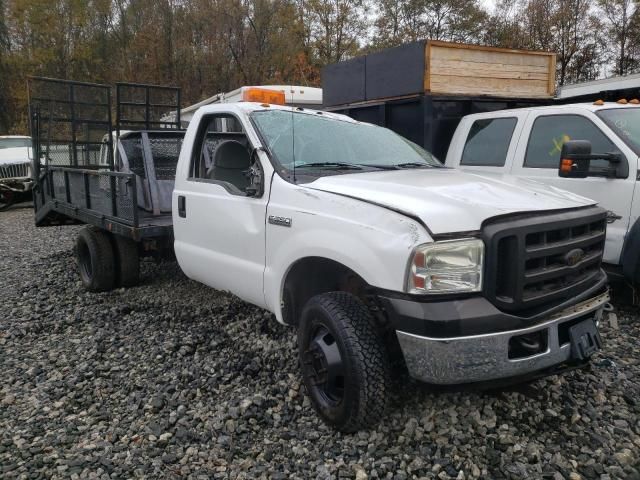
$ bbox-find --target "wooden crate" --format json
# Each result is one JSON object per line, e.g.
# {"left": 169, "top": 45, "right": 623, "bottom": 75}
{"left": 426, "top": 41, "right": 556, "bottom": 99}
{"left": 321, "top": 40, "right": 556, "bottom": 107}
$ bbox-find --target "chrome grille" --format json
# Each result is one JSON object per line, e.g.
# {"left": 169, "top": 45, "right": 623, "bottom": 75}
{"left": 0, "top": 162, "right": 31, "bottom": 180}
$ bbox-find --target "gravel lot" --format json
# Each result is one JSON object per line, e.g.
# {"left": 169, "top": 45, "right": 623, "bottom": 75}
{"left": 1, "top": 207, "right": 639, "bottom": 480}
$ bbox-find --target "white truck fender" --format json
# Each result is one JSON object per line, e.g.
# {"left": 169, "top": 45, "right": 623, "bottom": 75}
{"left": 263, "top": 174, "right": 432, "bottom": 323}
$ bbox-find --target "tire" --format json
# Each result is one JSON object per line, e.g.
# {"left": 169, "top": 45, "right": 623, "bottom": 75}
{"left": 0, "top": 190, "right": 15, "bottom": 211}
{"left": 112, "top": 235, "right": 140, "bottom": 287}
{"left": 298, "top": 292, "right": 391, "bottom": 432}
{"left": 75, "top": 226, "right": 116, "bottom": 292}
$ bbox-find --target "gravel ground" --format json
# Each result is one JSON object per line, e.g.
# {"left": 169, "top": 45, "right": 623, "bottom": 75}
{"left": 1, "top": 207, "right": 639, "bottom": 480}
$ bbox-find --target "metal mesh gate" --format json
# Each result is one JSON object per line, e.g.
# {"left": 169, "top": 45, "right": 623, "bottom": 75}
{"left": 28, "top": 77, "right": 113, "bottom": 169}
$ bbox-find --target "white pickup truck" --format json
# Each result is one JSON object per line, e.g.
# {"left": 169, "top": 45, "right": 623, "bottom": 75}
{"left": 446, "top": 102, "right": 640, "bottom": 286}
{"left": 0, "top": 135, "right": 33, "bottom": 210}
{"left": 31, "top": 80, "right": 610, "bottom": 432}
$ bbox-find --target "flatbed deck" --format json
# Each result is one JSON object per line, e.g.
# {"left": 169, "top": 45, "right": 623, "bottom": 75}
{"left": 33, "top": 165, "right": 174, "bottom": 241}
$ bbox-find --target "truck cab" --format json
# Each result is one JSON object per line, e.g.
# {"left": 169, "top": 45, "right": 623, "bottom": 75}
{"left": 446, "top": 103, "right": 640, "bottom": 284}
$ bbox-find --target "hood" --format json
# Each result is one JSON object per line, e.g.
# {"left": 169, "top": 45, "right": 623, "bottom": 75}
{"left": 306, "top": 168, "right": 596, "bottom": 235}
{"left": 0, "top": 147, "right": 31, "bottom": 166}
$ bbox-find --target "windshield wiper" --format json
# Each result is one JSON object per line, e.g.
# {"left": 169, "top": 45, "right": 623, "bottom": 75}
{"left": 296, "top": 162, "right": 363, "bottom": 170}
{"left": 395, "top": 162, "right": 435, "bottom": 169}
{"left": 356, "top": 163, "right": 400, "bottom": 170}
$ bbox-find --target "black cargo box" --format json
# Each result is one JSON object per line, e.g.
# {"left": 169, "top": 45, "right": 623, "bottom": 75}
{"left": 365, "top": 41, "right": 426, "bottom": 101}
{"left": 321, "top": 56, "right": 366, "bottom": 107}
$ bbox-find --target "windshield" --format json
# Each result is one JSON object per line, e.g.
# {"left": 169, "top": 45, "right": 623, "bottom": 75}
{"left": 0, "top": 138, "right": 31, "bottom": 149}
{"left": 596, "top": 109, "right": 640, "bottom": 155}
{"left": 251, "top": 110, "right": 442, "bottom": 177}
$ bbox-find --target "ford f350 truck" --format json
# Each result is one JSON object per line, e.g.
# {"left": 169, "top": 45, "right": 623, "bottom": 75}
{"left": 29, "top": 77, "right": 609, "bottom": 432}
{"left": 446, "top": 102, "right": 640, "bottom": 288}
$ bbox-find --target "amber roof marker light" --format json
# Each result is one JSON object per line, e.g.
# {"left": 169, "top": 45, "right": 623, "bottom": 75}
{"left": 241, "top": 87, "right": 286, "bottom": 105}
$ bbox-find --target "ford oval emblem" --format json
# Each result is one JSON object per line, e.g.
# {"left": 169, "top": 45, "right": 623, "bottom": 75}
{"left": 564, "top": 248, "right": 585, "bottom": 267}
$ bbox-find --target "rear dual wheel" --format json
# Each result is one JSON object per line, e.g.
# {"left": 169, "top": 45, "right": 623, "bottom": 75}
{"left": 298, "top": 292, "right": 391, "bottom": 432}
{"left": 76, "top": 227, "right": 116, "bottom": 292}
{"left": 75, "top": 227, "right": 140, "bottom": 291}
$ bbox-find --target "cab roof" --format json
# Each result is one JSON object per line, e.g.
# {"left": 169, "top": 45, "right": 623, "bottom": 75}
{"left": 463, "top": 102, "right": 640, "bottom": 120}
{"left": 196, "top": 102, "right": 358, "bottom": 124}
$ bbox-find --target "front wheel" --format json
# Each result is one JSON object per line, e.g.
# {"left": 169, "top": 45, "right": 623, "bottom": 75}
{"left": 298, "top": 292, "right": 391, "bottom": 432}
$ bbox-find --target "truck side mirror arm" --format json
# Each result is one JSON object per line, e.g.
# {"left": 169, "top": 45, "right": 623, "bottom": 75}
{"left": 559, "top": 141, "right": 628, "bottom": 179}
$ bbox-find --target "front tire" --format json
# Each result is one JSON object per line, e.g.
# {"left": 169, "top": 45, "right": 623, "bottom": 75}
{"left": 298, "top": 292, "right": 391, "bottom": 432}
{"left": 75, "top": 226, "right": 116, "bottom": 292}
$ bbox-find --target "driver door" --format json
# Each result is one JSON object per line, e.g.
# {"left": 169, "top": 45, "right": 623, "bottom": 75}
{"left": 173, "top": 112, "right": 271, "bottom": 308}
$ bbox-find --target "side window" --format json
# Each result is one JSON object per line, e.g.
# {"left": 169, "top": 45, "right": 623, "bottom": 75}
{"left": 190, "top": 114, "right": 253, "bottom": 195}
{"left": 524, "top": 115, "right": 617, "bottom": 169}
{"left": 461, "top": 117, "right": 517, "bottom": 167}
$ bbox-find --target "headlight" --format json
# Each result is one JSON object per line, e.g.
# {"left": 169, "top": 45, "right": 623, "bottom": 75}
{"left": 407, "top": 238, "right": 484, "bottom": 294}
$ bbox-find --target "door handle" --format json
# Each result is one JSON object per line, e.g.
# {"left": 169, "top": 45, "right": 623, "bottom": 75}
{"left": 178, "top": 195, "right": 186, "bottom": 218}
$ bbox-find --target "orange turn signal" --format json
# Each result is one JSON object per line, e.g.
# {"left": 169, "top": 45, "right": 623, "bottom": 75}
{"left": 241, "top": 88, "right": 286, "bottom": 105}
{"left": 560, "top": 158, "right": 574, "bottom": 174}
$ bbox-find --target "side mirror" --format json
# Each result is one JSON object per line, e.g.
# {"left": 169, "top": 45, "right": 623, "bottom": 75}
{"left": 559, "top": 140, "right": 626, "bottom": 179}
{"left": 245, "top": 148, "right": 264, "bottom": 197}
{"left": 559, "top": 140, "right": 591, "bottom": 178}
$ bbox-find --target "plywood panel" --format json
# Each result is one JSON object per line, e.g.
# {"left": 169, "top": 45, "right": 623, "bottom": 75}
{"left": 429, "top": 74, "right": 551, "bottom": 98}
{"left": 427, "top": 41, "right": 555, "bottom": 98}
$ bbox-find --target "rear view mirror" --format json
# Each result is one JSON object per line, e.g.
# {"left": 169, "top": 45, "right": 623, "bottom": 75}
{"left": 559, "top": 141, "right": 591, "bottom": 178}
{"left": 559, "top": 140, "right": 626, "bottom": 179}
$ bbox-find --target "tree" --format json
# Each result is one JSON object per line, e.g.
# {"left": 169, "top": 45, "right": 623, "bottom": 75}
{"left": 372, "top": 0, "right": 488, "bottom": 48}
{"left": 483, "top": 0, "right": 606, "bottom": 86}
{"left": 302, "top": 0, "right": 369, "bottom": 64}
{"left": 597, "top": 0, "right": 639, "bottom": 75}
{"left": 483, "top": 0, "right": 526, "bottom": 48}
{"left": 0, "top": 0, "right": 10, "bottom": 131}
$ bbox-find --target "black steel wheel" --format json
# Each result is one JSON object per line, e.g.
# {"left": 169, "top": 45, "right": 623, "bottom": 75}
{"left": 304, "top": 324, "right": 346, "bottom": 406}
{"left": 75, "top": 227, "right": 116, "bottom": 292}
{"left": 298, "top": 292, "right": 391, "bottom": 432}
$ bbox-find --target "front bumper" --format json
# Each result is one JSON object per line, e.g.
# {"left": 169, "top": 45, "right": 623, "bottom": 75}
{"left": 388, "top": 289, "right": 609, "bottom": 385}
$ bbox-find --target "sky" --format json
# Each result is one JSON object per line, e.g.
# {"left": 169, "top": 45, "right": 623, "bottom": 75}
{"left": 480, "top": 0, "right": 497, "bottom": 11}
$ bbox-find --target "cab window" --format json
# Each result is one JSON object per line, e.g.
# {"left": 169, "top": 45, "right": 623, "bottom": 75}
{"left": 460, "top": 117, "right": 517, "bottom": 167}
{"left": 524, "top": 115, "right": 617, "bottom": 169}
{"left": 189, "top": 114, "right": 253, "bottom": 195}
